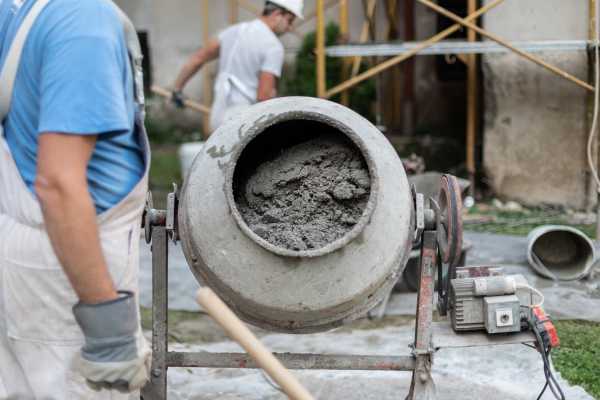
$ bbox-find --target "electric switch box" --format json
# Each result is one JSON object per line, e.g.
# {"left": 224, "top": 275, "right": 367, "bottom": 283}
{"left": 449, "top": 267, "right": 533, "bottom": 334}
{"left": 483, "top": 295, "right": 521, "bottom": 333}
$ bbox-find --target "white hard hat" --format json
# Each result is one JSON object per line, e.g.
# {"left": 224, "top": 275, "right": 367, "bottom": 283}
{"left": 268, "top": 0, "right": 304, "bottom": 20}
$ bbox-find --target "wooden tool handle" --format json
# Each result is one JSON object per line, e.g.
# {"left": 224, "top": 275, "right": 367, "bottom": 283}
{"left": 150, "top": 85, "right": 212, "bottom": 115}
{"left": 196, "top": 288, "right": 316, "bottom": 400}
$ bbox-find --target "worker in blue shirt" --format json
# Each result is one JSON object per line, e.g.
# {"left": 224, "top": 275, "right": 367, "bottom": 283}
{"left": 0, "top": 0, "right": 151, "bottom": 397}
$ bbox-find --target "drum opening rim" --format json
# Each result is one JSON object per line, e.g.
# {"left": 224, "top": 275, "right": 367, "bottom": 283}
{"left": 225, "top": 110, "right": 379, "bottom": 258}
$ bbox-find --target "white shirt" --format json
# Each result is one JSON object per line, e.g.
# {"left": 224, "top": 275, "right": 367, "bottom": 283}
{"left": 217, "top": 19, "right": 284, "bottom": 105}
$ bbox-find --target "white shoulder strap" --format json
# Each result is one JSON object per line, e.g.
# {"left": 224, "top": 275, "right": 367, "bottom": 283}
{"left": 224, "top": 22, "right": 249, "bottom": 74}
{"left": 0, "top": 0, "right": 53, "bottom": 121}
{"left": 224, "top": 22, "right": 257, "bottom": 103}
{"left": 111, "top": 2, "right": 145, "bottom": 107}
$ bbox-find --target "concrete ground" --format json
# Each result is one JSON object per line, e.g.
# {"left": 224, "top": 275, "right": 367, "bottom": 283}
{"left": 138, "top": 232, "right": 599, "bottom": 399}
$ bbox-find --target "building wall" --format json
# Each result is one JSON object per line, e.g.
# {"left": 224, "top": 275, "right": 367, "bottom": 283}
{"left": 114, "top": 0, "right": 391, "bottom": 128}
{"left": 481, "top": 0, "right": 593, "bottom": 208}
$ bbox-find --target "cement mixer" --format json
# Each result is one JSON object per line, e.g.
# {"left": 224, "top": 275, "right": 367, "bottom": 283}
{"left": 178, "top": 97, "right": 413, "bottom": 333}
{"left": 142, "top": 97, "right": 562, "bottom": 400}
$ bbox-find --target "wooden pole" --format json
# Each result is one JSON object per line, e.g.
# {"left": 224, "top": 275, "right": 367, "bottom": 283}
{"left": 230, "top": 0, "right": 237, "bottom": 25}
{"left": 228, "top": 0, "right": 340, "bottom": 40}
{"left": 316, "top": 0, "right": 326, "bottom": 98}
{"left": 325, "top": 0, "right": 505, "bottom": 99}
{"left": 151, "top": 85, "right": 212, "bottom": 114}
{"left": 202, "top": 0, "right": 211, "bottom": 134}
{"left": 383, "top": 0, "right": 399, "bottom": 39}
{"left": 339, "top": 0, "right": 350, "bottom": 106}
{"left": 417, "top": 0, "right": 595, "bottom": 92}
{"left": 230, "top": 0, "right": 261, "bottom": 15}
{"left": 295, "top": 0, "right": 339, "bottom": 28}
{"left": 350, "top": 0, "right": 378, "bottom": 79}
{"left": 404, "top": 0, "right": 414, "bottom": 135}
{"left": 466, "top": 0, "right": 478, "bottom": 198}
{"left": 196, "top": 288, "right": 316, "bottom": 400}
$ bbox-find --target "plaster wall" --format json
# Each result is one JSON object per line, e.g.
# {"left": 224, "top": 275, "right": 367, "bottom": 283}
{"left": 481, "top": 0, "right": 593, "bottom": 208}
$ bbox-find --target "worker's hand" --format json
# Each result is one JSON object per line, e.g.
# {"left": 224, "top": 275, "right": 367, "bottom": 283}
{"left": 73, "top": 291, "right": 152, "bottom": 393}
{"left": 171, "top": 90, "right": 187, "bottom": 108}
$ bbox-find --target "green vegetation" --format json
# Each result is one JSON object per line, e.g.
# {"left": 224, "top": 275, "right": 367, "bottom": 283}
{"left": 144, "top": 111, "right": 203, "bottom": 146}
{"left": 282, "top": 22, "right": 376, "bottom": 123}
{"left": 148, "top": 148, "right": 181, "bottom": 210}
{"left": 464, "top": 205, "right": 595, "bottom": 239}
{"left": 144, "top": 110, "right": 197, "bottom": 209}
{"left": 552, "top": 319, "right": 600, "bottom": 399}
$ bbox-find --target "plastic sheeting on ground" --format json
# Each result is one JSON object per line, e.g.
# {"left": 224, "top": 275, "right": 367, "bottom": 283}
{"left": 162, "top": 326, "right": 593, "bottom": 400}
{"left": 139, "top": 232, "right": 600, "bottom": 322}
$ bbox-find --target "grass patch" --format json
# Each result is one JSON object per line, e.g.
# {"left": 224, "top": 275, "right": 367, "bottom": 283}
{"left": 144, "top": 110, "right": 203, "bottom": 146}
{"left": 149, "top": 148, "right": 182, "bottom": 210}
{"left": 552, "top": 319, "right": 600, "bottom": 398}
{"left": 464, "top": 206, "right": 595, "bottom": 239}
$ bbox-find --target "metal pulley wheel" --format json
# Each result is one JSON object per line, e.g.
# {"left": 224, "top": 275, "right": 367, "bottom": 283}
{"left": 144, "top": 192, "right": 153, "bottom": 244}
{"left": 437, "top": 174, "right": 463, "bottom": 265}
{"left": 437, "top": 174, "right": 463, "bottom": 316}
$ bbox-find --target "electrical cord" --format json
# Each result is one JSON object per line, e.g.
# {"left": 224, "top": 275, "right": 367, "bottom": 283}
{"left": 531, "top": 251, "right": 590, "bottom": 283}
{"left": 515, "top": 284, "right": 544, "bottom": 309}
{"left": 525, "top": 317, "right": 565, "bottom": 400}
{"left": 588, "top": 0, "right": 600, "bottom": 190}
{"left": 260, "top": 370, "right": 284, "bottom": 393}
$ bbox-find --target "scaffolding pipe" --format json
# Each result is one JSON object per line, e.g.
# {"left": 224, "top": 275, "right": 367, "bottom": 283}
{"left": 324, "top": 0, "right": 505, "bottom": 99}
{"left": 350, "top": 0, "right": 378, "bottom": 79}
{"left": 230, "top": 0, "right": 237, "bottom": 25}
{"left": 418, "top": 0, "right": 596, "bottom": 92}
{"left": 466, "top": 0, "right": 478, "bottom": 198}
{"left": 202, "top": 0, "right": 211, "bottom": 134}
{"left": 339, "top": 0, "right": 350, "bottom": 106}
{"left": 316, "top": 0, "right": 326, "bottom": 98}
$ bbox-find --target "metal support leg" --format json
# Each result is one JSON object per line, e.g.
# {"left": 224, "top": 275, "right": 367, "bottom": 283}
{"left": 407, "top": 231, "right": 437, "bottom": 399}
{"left": 141, "top": 227, "right": 168, "bottom": 399}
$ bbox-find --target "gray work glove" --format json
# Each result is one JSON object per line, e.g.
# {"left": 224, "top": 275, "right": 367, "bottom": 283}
{"left": 171, "top": 90, "right": 186, "bottom": 108}
{"left": 73, "top": 291, "right": 152, "bottom": 393}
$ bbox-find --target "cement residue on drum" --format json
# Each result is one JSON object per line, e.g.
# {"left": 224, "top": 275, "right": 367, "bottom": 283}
{"left": 234, "top": 134, "right": 371, "bottom": 251}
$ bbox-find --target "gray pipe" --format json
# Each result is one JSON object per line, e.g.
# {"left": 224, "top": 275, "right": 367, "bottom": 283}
{"left": 527, "top": 225, "right": 596, "bottom": 281}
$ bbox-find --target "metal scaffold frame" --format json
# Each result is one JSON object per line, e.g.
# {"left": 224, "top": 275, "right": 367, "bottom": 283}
{"left": 314, "top": 0, "right": 598, "bottom": 198}
{"left": 151, "top": 0, "right": 599, "bottom": 201}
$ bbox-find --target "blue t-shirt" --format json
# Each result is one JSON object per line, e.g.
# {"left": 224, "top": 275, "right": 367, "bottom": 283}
{"left": 0, "top": 0, "right": 145, "bottom": 214}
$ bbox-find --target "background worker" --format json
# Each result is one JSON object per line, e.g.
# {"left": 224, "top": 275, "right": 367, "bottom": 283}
{"left": 0, "top": 0, "right": 151, "bottom": 397}
{"left": 171, "top": 0, "right": 304, "bottom": 133}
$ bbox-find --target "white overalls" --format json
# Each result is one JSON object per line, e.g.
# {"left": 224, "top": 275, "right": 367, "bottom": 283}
{"left": 0, "top": 1, "right": 149, "bottom": 399}
{"left": 209, "top": 22, "right": 257, "bottom": 133}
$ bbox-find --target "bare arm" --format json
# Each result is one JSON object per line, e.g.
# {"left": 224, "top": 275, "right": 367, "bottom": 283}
{"left": 173, "top": 38, "right": 220, "bottom": 92}
{"left": 257, "top": 71, "right": 277, "bottom": 103}
{"left": 35, "top": 133, "right": 117, "bottom": 304}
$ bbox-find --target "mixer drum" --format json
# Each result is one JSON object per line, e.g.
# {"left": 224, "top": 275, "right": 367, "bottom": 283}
{"left": 179, "top": 97, "right": 414, "bottom": 333}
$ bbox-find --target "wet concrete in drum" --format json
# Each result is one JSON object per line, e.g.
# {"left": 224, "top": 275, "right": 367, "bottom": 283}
{"left": 234, "top": 134, "right": 370, "bottom": 251}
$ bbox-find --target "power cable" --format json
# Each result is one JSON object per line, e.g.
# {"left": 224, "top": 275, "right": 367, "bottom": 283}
{"left": 525, "top": 317, "right": 565, "bottom": 400}
{"left": 515, "top": 284, "right": 544, "bottom": 308}
{"left": 531, "top": 251, "right": 590, "bottom": 283}
{"left": 260, "top": 369, "right": 284, "bottom": 393}
{"left": 588, "top": 0, "right": 600, "bottom": 191}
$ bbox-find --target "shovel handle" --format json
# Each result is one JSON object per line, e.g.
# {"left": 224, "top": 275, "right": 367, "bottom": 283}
{"left": 195, "top": 288, "right": 316, "bottom": 400}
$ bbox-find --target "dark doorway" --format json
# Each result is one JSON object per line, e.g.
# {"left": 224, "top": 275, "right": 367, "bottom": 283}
{"left": 436, "top": 0, "right": 467, "bottom": 81}
{"left": 137, "top": 31, "right": 152, "bottom": 96}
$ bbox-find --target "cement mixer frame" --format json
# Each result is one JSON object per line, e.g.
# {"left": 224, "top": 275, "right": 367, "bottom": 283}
{"left": 140, "top": 178, "right": 538, "bottom": 400}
